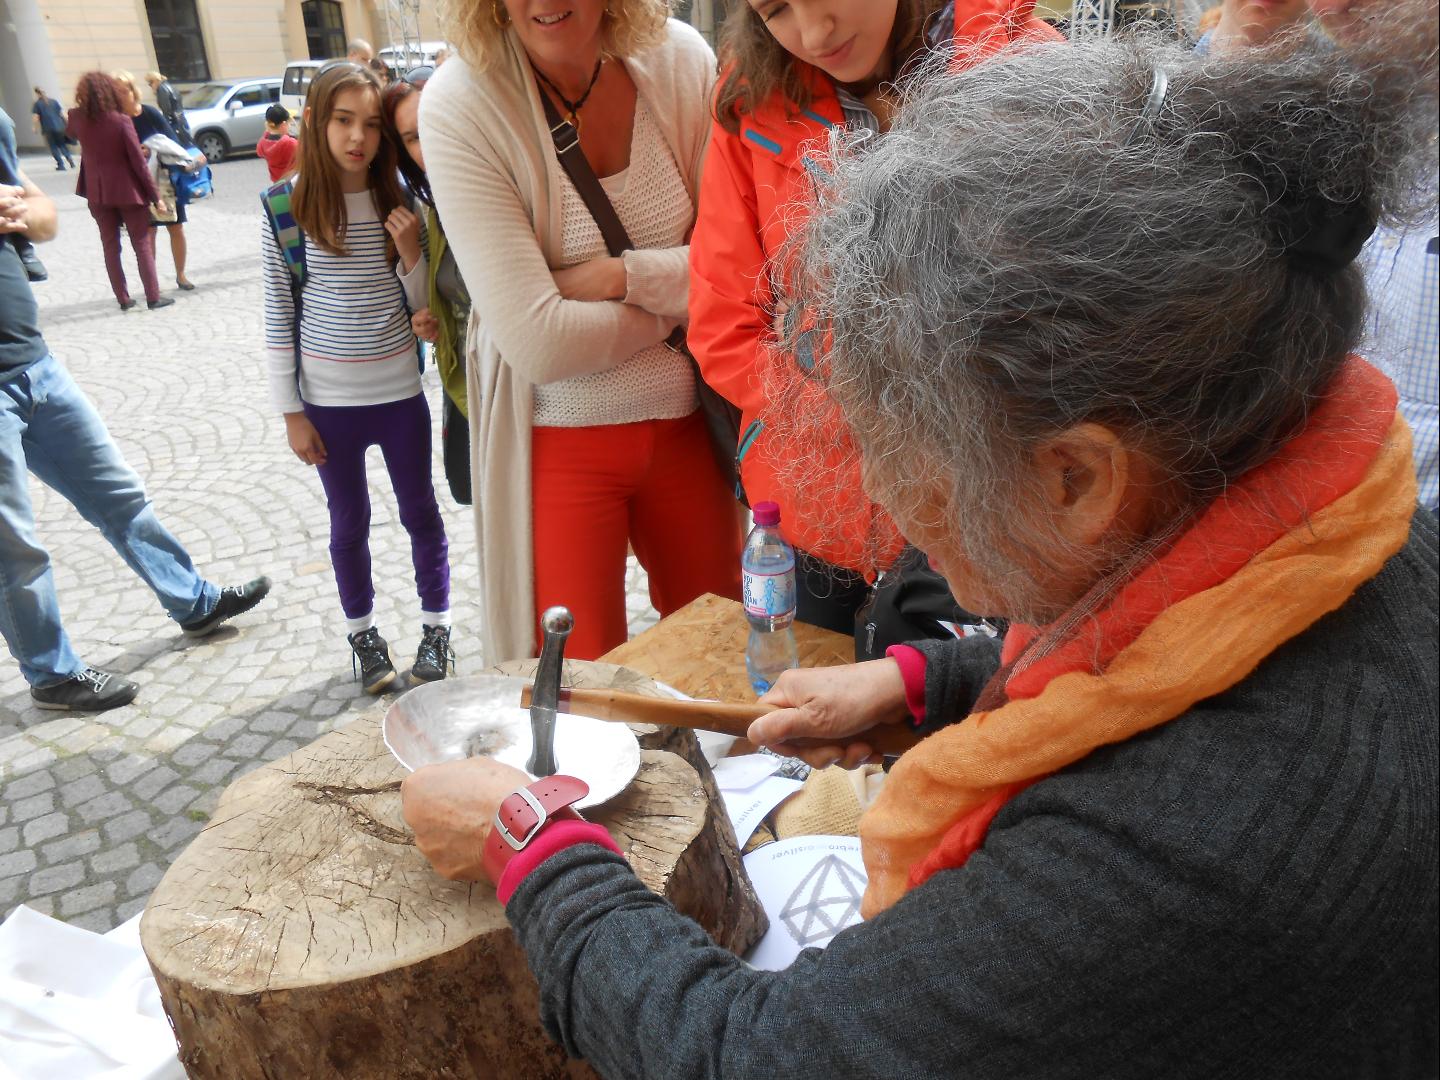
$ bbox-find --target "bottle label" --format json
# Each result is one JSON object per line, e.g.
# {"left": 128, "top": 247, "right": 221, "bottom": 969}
{"left": 742, "top": 567, "right": 796, "bottom": 619}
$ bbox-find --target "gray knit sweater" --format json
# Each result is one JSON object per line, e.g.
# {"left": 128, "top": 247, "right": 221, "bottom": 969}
{"left": 508, "top": 509, "right": 1439, "bottom": 1079}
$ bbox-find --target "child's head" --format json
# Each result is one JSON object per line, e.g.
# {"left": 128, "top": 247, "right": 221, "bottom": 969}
{"left": 265, "top": 104, "right": 290, "bottom": 131}
{"left": 292, "top": 62, "right": 405, "bottom": 255}
{"left": 382, "top": 78, "right": 430, "bottom": 203}
{"left": 714, "top": 0, "right": 936, "bottom": 131}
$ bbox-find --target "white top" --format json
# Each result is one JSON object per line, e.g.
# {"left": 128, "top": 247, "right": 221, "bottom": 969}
{"left": 534, "top": 100, "right": 698, "bottom": 427}
{"left": 262, "top": 188, "right": 424, "bottom": 412}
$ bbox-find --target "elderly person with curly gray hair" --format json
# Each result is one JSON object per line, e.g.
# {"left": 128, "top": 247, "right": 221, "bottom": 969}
{"left": 401, "top": 20, "right": 1438, "bottom": 1078}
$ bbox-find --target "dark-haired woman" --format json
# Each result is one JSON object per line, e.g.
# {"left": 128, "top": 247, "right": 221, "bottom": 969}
{"left": 382, "top": 76, "right": 471, "bottom": 505}
{"left": 403, "top": 26, "right": 1437, "bottom": 1076}
{"left": 689, "top": 1, "right": 1057, "bottom": 636}
{"left": 65, "top": 71, "right": 172, "bottom": 310}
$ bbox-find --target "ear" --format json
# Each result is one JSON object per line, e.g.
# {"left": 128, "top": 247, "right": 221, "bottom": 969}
{"left": 1031, "top": 423, "right": 1134, "bottom": 548}
{"left": 302, "top": 105, "right": 312, "bottom": 128}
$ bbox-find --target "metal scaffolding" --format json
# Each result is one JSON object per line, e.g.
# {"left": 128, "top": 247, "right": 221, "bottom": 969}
{"left": 379, "top": 0, "right": 423, "bottom": 68}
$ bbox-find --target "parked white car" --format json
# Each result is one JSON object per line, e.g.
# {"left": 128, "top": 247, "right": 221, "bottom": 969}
{"left": 378, "top": 41, "right": 447, "bottom": 72}
{"left": 183, "top": 78, "right": 283, "bottom": 162}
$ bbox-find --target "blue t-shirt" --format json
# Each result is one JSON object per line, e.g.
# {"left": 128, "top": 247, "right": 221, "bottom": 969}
{"left": 32, "top": 96, "right": 66, "bottom": 135}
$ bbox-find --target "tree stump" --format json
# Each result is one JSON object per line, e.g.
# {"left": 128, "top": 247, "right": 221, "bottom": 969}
{"left": 140, "top": 664, "right": 767, "bottom": 1079}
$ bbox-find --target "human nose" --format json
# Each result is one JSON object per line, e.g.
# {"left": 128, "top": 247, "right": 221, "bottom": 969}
{"left": 798, "top": 12, "right": 838, "bottom": 55}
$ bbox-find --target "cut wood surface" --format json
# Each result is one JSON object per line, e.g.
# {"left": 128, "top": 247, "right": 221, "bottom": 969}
{"left": 600, "top": 592, "right": 855, "bottom": 704}
{"left": 140, "top": 660, "right": 766, "bottom": 1079}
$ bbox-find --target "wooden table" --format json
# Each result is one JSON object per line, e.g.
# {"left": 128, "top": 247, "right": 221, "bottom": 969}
{"left": 601, "top": 593, "right": 854, "bottom": 702}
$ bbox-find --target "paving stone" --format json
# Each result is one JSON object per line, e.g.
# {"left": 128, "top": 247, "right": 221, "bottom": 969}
{"left": 53, "top": 758, "right": 101, "bottom": 786}
{"left": 23, "top": 812, "right": 70, "bottom": 847}
{"left": 41, "top": 830, "right": 102, "bottom": 864}
{"left": 105, "top": 755, "right": 158, "bottom": 786}
{"left": 91, "top": 843, "right": 141, "bottom": 874}
{"left": 58, "top": 772, "right": 106, "bottom": 808}
{"left": 189, "top": 758, "right": 239, "bottom": 786}
{"left": 75, "top": 790, "right": 134, "bottom": 826}
{"left": 130, "top": 765, "right": 180, "bottom": 801}
{"left": 59, "top": 881, "right": 116, "bottom": 918}
{"left": 2, "top": 771, "right": 55, "bottom": 800}
{"left": 125, "top": 863, "right": 165, "bottom": 898}
{"left": 152, "top": 785, "right": 201, "bottom": 815}
{"left": 226, "top": 732, "right": 270, "bottom": 759}
{"left": 10, "top": 792, "right": 54, "bottom": 822}
{"left": 30, "top": 861, "right": 84, "bottom": 895}
{"left": 0, "top": 826, "right": 16, "bottom": 855}
{"left": 0, "top": 850, "right": 37, "bottom": 878}
{"left": 102, "top": 809, "right": 154, "bottom": 844}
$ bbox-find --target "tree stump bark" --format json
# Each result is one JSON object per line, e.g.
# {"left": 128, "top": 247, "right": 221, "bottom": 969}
{"left": 140, "top": 664, "right": 767, "bottom": 1080}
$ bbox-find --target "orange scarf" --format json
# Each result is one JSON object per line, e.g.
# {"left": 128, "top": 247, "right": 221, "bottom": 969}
{"left": 858, "top": 358, "right": 1418, "bottom": 917}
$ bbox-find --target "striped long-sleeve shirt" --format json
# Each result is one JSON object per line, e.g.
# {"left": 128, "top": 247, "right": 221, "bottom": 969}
{"left": 262, "top": 188, "right": 423, "bottom": 412}
{"left": 1356, "top": 196, "right": 1439, "bottom": 514}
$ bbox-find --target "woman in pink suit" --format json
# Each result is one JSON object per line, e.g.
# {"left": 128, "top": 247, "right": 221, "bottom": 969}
{"left": 65, "top": 71, "right": 173, "bottom": 311}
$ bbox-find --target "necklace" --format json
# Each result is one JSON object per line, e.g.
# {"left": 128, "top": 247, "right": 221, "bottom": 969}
{"left": 532, "top": 57, "right": 604, "bottom": 133}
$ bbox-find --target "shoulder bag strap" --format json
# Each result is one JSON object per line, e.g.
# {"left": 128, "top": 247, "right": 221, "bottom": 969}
{"left": 536, "top": 89, "right": 685, "bottom": 350}
{"left": 537, "top": 90, "right": 633, "bottom": 257}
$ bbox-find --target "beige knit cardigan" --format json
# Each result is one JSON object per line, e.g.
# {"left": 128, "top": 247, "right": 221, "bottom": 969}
{"left": 421, "top": 19, "right": 717, "bottom": 665}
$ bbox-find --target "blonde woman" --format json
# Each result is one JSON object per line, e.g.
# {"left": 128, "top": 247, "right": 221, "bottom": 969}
{"left": 422, "top": 0, "right": 741, "bottom": 663}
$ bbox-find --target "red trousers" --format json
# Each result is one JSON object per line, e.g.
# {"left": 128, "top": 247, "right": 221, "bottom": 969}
{"left": 90, "top": 203, "right": 160, "bottom": 304}
{"left": 531, "top": 410, "right": 743, "bottom": 660}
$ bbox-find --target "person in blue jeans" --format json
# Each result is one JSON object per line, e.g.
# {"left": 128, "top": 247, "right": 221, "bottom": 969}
{"left": 0, "top": 160, "right": 271, "bottom": 711}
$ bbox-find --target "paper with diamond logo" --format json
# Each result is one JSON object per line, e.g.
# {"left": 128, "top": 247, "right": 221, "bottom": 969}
{"left": 742, "top": 836, "right": 867, "bottom": 970}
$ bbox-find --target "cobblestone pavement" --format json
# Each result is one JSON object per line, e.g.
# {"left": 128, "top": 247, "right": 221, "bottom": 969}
{"left": 0, "top": 153, "right": 660, "bottom": 932}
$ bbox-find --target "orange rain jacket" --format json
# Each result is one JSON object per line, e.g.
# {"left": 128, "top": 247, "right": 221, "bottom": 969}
{"left": 688, "top": 1, "right": 1061, "bottom": 573}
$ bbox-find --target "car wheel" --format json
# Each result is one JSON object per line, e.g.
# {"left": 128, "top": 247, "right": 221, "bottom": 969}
{"left": 195, "top": 131, "right": 229, "bottom": 163}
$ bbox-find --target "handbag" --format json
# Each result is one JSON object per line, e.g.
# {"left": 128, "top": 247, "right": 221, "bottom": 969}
{"left": 853, "top": 547, "right": 1005, "bottom": 662}
{"left": 151, "top": 170, "right": 178, "bottom": 224}
{"left": 442, "top": 390, "right": 472, "bottom": 505}
{"left": 171, "top": 163, "right": 213, "bottom": 202}
{"left": 537, "top": 92, "right": 745, "bottom": 501}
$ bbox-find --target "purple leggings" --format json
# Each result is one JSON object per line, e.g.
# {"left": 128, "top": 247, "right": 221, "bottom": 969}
{"left": 304, "top": 394, "right": 450, "bottom": 621}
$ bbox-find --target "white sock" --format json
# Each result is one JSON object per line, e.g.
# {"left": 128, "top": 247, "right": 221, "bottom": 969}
{"left": 346, "top": 611, "right": 375, "bottom": 637}
{"left": 421, "top": 609, "right": 451, "bottom": 632}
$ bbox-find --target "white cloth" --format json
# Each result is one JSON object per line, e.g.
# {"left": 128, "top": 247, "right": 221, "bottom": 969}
{"left": 0, "top": 905, "right": 184, "bottom": 1080}
{"left": 421, "top": 19, "right": 717, "bottom": 664}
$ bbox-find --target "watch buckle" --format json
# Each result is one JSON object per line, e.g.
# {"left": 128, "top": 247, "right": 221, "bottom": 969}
{"left": 495, "top": 786, "right": 548, "bottom": 851}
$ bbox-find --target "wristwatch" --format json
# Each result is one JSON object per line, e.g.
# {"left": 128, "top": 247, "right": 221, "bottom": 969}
{"left": 482, "top": 774, "right": 590, "bottom": 884}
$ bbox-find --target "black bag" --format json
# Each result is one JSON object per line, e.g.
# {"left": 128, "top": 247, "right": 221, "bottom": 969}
{"left": 853, "top": 548, "right": 1004, "bottom": 662}
{"left": 537, "top": 93, "right": 744, "bottom": 500}
{"left": 442, "top": 392, "right": 472, "bottom": 505}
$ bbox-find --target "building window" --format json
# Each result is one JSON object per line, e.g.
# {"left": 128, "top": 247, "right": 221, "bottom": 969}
{"left": 303, "top": 0, "right": 347, "bottom": 61}
{"left": 146, "top": 0, "right": 210, "bottom": 82}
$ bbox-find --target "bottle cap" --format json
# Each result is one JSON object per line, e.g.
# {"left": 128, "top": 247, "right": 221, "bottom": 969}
{"left": 752, "top": 501, "right": 781, "bottom": 527}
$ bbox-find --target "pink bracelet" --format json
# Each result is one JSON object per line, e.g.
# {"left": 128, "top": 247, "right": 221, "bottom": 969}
{"left": 496, "top": 819, "right": 622, "bottom": 905}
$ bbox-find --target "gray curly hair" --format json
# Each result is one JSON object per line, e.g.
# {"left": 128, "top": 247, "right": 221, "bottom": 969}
{"left": 778, "top": 27, "right": 1437, "bottom": 622}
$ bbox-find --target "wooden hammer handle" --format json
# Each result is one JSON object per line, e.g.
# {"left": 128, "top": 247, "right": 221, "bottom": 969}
{"left": 521, "top": 686, "right": 921, "bottom": 757}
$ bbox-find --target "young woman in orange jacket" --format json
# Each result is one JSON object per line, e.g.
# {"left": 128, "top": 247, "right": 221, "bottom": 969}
{"left": 689, "top": 0, "right": 1059, "bottom": 634}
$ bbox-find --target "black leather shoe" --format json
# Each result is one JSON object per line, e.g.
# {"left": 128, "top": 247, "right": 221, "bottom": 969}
{"left": 349, "top": 628, "right": 398, "bottom": 695}
{"left": 147, "top": 297, "right": 176, "bottom": 310}
{"left": 31, "top": 668, "right": 138, "bottom": 712}
{"left": 20, "top": 252, "right": 48, "bottom": 282}
{"left": 179, "top": 577, "right": 272, "bottom": 638}
{"left": 119, "top": 298, "right": 137, "bottom": 310}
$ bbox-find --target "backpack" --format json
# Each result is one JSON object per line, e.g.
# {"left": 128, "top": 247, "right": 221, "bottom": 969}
{"left": 260, "top": 178, "right": 421, "bottom": 374}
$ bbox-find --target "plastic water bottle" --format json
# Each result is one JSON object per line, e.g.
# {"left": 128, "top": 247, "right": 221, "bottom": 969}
{"left": 742, "top": 501, "right": 799, "bottom": 695}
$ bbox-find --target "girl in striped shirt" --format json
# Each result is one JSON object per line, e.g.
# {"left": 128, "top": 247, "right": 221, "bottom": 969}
{"left": 262, "top": 62, "right": 452, "bottom": 694}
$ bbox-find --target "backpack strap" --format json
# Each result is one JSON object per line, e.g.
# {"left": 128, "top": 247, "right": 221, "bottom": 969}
{"left": 261, "top": 179, "right": 305, "bottom": 388}
{"left": 261, "top": 179, "right": 306, "bottom": 289}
